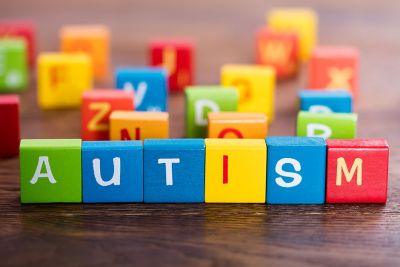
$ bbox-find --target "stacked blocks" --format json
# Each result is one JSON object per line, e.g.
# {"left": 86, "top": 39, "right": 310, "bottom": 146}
{"left": 0, "top": 95, "right": 20, "bottom": 157}
{"left": 81, "top": 90, "right": 134, "bottom": 141}
{"left": 115, "top": 67, "right": 168, "bottom": 111}
{"left": 144, "top": 139, "right": 205, "bottom": 203}
{"left": 185, "top": 86, "right": 238, "bottom": 138}
{"left": 110, "top": 111, "right": 169, "bottom": 141}
{"left": 221, "top": 64, "right": 275, "bottom": 122}
{"left": 82, "top": 141, "right": 143, "bottom": 203}
{"left": 208, "top": 112, "right": 268, "bottom": 139}
{"left": 38, "top": 53, "right": 92, "bottom": 109}
{"left": 266, "top": 137, "right": 326, "bottom": 204}
{"left": 149, "top": 39, "right": 194, "bottom": 92}
{"left": 299, "top": 89, "right": 353, "bottom": 113}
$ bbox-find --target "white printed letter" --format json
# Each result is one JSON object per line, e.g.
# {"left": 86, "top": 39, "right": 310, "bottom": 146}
{"left": 307, "top": 123, "right": 332, "bottom": 139}
{"left": 93, "top": 157, "right": 121, "bottom": 186}
{"left": 30, "top": 156, "right": 56, "bottom": 184}
{"left": 123, "top": 81, "right": 148, "bottom": 108}
{"left": 275, "top": 158, "right": 302, "bottom": 188}
{"left": 158, "top": 158, "right": 180, "bottom": 186}
{"left": 195, "top": 99, "right": 219, "bottom": 126}
{"left": 309, "top": 105, "right": 333, "bottom": 113}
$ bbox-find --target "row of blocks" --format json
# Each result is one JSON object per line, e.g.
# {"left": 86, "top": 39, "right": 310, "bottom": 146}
{"left": 20, "top": 137, "right": 389, "bottom": 204}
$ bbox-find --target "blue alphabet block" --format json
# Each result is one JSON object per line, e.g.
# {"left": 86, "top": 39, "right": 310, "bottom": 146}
{"left": 82, "top": 141, "right": 143, "bottom": 203}
{"left": 115, "top": 67, "right": 168, "bottom": 112}
{"left": 298, "top": 89, "right": 352, "bottom": 113}
{"left": 144, "top": 139, "right": 205, "bottom": 203}
{"left": 266, "top": 137, "right": 326, "bottom": 204}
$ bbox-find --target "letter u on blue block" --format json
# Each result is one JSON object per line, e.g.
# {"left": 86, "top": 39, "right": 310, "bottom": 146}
{"left": 298, "top": 89, "right": 352, "bottom": 113}
{"left": 82, "top": 141, "right": 143, "bottom": 203}
{"left": 266, "top": 137, "right": 326, "bottom": 204}
{"left": 144, "top": 139, "right": 205, "bottom": 203}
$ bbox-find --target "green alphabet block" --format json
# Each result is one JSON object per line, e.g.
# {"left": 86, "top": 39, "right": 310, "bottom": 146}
{"left": 296, "top": 111, "right": 357, "bottom": 139}
{"left": 20, "top": 139, "right": 82, "bottom": 203}
{"left": 185, "top": 86, "right": 238, "bottom": 138}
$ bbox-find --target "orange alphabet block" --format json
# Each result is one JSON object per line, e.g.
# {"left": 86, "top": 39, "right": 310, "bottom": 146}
{"left": 110, "top": 111, "right": 169, "bottom": 141}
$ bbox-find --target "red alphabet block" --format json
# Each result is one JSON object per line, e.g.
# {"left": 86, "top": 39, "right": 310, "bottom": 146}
{"left": 81, "top": 89, "right": 134, "bottom": 141}
{"left": 326, "top": 139, "right": 389, "bottom": 203}
{"left": 308, "top": 46, "right": 359, "bottom": 98}
{"left": 149, "top": 39, "right": 194, "bottom": 92}
{"left": 0, "top": 95, "right": 20, "bottom": 157}
{"left": 255, "top": 28, "right": 299, "bottom": 79}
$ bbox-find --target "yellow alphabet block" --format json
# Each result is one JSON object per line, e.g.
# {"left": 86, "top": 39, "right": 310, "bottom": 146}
{"left": 205, "top": 139, "right": 266, "bottom": 203}
{"left": 38, "top": 53, "right": 92, "bottom": 110}
{"left": 221, "top": 64, "right": 275, "bottom": 122}
{"left": 267, "top": 8, "right": 318, "bottom": 62}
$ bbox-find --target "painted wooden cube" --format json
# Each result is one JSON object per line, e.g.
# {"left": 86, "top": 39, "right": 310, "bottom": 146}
{"left": 81, "top": 90, "right": 134, "bottom": 141}
{"left": 115, "top": 67, "right": 168, "bottom": 111}
{"left": 60, "top": 25, "right": 110, "bottom": 81}
{"left": 256, "top": 27, "right": 299, "bottom": 79}
{"left": 144, "top": 139, "right": 205, "bottom": 203}
{"left": 297, "top": 111, "right": 357, "bottom": 139}
{"left": 266, "top": 137, "right": 326, "bottom": 204}
{"left": 326, "top": 139, "right": 389, "bottom": 203}
{"left": 299, "top": 89, "right": 353, "bottom": 113}
{"left": 267, "top": 8, "right": 317, "bottom": 62}
{"left": 149, "top": 39, "right": 194, "bottom": 92}
{"left": 110, "top": 111, "right": 169, "bottom": 141}
{"left": 20, "top": 139, "right": 82, "bottom": 203}
{"left": 37, "top": 53, "right": 92, "bottom": 109}
{"left": 205, "top": 139, "right": 266, "bottom": 203}
{"left": 221, "top": 64, "right": 275, "bottom": 122}
{"left": 308, "top": 46, "right": 359, "bottom": 97}
{"left": 82, "top": 141, "right": 143, "bottom": 203}
{"left": 208, "top": 112, "right": 268, "bottom": 139}
{"left": 185, "top": 86, "right": 238, "bottom": 138}
{"left": 0, "top": 95, "right": 20, "bottom": 157}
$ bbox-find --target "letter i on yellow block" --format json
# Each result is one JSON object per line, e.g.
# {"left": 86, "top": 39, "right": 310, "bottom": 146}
{"left": 221, "top": 64, "right": 275, "bottom": 122}
{"left": 205, "top": 139, "right": 266, "bottom": 203}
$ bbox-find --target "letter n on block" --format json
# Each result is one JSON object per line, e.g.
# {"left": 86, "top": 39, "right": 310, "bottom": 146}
{"left": 326, "top": 139, "right": 389, "bottom": 203}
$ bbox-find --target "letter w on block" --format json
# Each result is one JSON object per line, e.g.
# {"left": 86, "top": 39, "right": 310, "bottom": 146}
{"left": 93, "top": 157, "right": 121, "bottom": 186}
{"left": 336, "top": 157, "right": 362, "bottom": 186}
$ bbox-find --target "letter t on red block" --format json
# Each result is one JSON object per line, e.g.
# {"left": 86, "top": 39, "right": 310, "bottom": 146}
{"left": 0, "top": 95, "right": 20, "bottom": 157}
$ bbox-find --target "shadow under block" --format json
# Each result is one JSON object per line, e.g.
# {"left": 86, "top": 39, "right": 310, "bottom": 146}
{"left": 185, "top": 86, "right": 238, "bottom": 138}
{"left": 149, "top": 39, "right": 194, "bottom": 92}
{"left": 297, "top": 111, "right": 357, "bottom": 139}
{"left": 326, "top": 139, "right": 389, "bottom": 203}
{"left": 81, "top": 90, "right": 134, "bottom": 141}
{"left": 266, "top": 137, "right": 326, "bottom": 204}
{"left": 115, "top": 67, "right": 168, "bottom": 111}
{"left": 144, "top": 139, "right": 205, "bottom": 203}
{"left": 0, "top": 38, "right": 28, "bottom": 91}
{"left": 267, "top": 8, "right": 317, "bottom": 62}
{"left": 82, "top": 141, "right": 143, "bottom": 203}
{"left": 221, "top": 64, "right": 276, "bottom": 122}
{"left": 298, "top": 89, "right": 353, "bottom": 113}
{"left": 20, "top": 139, "right": 82, "bottom": 203}
{"left": 0, "top": 95, "right": 20, "bottom": 157}
{"left": 205, "top": 139, "right": 266, "bottom": 203}
{"left": 60, "top": 25, "right": 110, "bottom": 81}
{"left": 308, "top": 46, "right": 359, "bottom": 97}
{"left": 37, "top": 53, "right": 92, "bottom": 109}
{"left": 110, "top": 111, "right": 169, "bottom": 141}
{"left": 208, "top": 112, "right": 268, "bottom": 139}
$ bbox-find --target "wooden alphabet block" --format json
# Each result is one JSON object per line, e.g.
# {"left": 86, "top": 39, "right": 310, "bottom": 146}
{"left": 115, "top": 67, "right": 168, "bottom": 111}
{"left": 37, "top": 53, "right": 92, "bottom": 109}
{"left": 0, "top": 39, "right": 27, "bottom": 92}
{"left": 267, "top": 8, "right": 317, "bottom": 62}
{"left": 297, "top": 111, "right": 357, "bottom": 139}
{"left": 82, "top": 141, "right": 143, "bottom": 203}
{"left": 221, "top": 64, "right": 276, "bottom": 122}
{"left": 299, "top": 89, "right": 353, "bottom": 113}
{"left": 60, "top": 25, "right": 110, "bottom": 81}
{"left": 144, "top": 139, "right": 205, "bottom": 203}
{"left": 110, "top": 111, "right": 169, "bottom": 141}
{"left": 149, "top": 39, "right": 194, "bottom": 92}
{"left": 20, "top": 139, "right": 82, "bottom": 203}
{"left": 326, "top": 139, "right": 389, "bottom": 203}
{"left": 205, "top": 139, "right": 266, "bottom": 203}
{"left": 256, "top": 27, "right": 299, "bottom": 79}
{"left": 208, "top": 112, "right": 268, "bottom": 139}
{"left": 81, "top": 90, "right": 134, "bottom": 141}
{"left": 308, "top": 46, "right": 359, "bottom": 97}
{"left": 0, "top": 95, "right": 20, "bottom": 157}
{"left": 266, "top": 137, "right": 326, "bottom": 204}
{"left": 185, "top": 86, "right": 238, "bottom": 138}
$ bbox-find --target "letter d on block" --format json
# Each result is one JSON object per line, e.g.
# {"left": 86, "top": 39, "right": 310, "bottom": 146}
{"left": 307, "top": 123, "right": 332, "bottom": 139}
{"left": 195, "top": 99, "right": 219, "bottom": 126}
{"left": 93, "top": 157, "right": 121, "bottom": 186}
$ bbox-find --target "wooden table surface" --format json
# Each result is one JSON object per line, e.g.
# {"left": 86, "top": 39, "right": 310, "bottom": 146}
{"left": 1, "top": 0, "right": 400, "bottom": 266}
